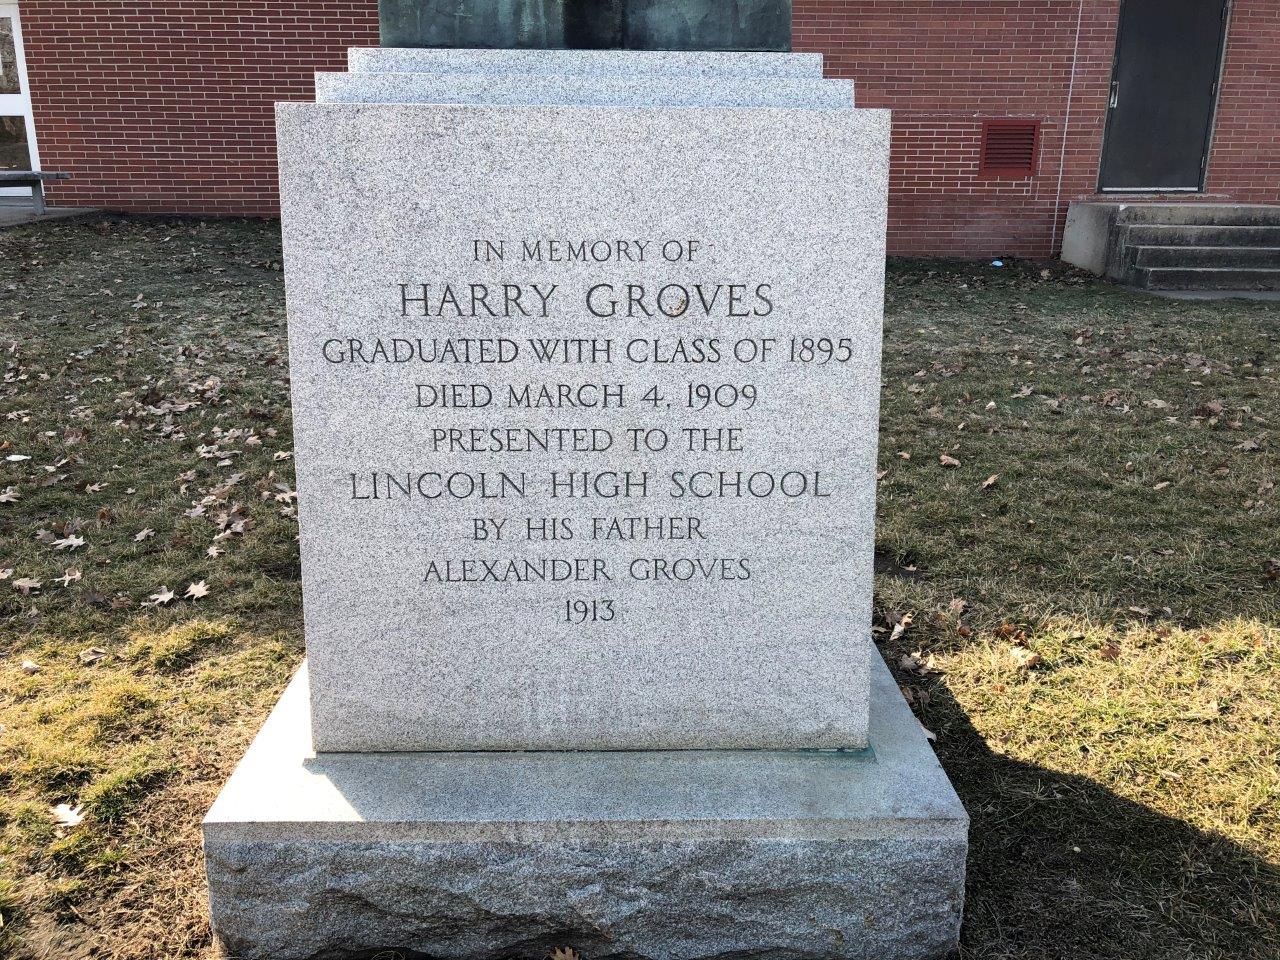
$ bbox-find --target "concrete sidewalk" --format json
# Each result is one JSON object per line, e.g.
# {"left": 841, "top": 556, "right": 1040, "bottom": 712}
{"left": 0, "top": 197, "right": 98, "bottom": 228}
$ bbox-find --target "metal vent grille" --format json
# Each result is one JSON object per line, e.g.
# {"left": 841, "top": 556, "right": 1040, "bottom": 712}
{"left": 979, "top": 120, "right": 1040, "bottom": 176}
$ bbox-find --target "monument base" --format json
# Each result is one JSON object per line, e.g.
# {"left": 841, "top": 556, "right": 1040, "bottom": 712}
{"left": 203, "top": 654, "right": 967, "bottom": 960}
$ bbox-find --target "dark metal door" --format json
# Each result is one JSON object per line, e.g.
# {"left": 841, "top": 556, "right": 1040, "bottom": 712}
{"left": 1098, "top": 0, "right": 1229, "bottom": 191}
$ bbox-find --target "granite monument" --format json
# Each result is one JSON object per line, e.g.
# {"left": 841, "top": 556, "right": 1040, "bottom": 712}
{"left": 202, "top": 7, "right": 967, "bottom": 958}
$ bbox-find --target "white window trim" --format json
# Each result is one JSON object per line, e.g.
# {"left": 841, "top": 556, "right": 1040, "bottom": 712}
{"left": 1, "top": 2, "right": 41, "bottom": 196}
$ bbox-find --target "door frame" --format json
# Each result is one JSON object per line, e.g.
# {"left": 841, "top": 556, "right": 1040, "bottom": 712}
{"left": 0, "top": 0, "right": 39, "bottom": 196}
{"left": 1096, "top": 0, "right": 1232, "bottom": 193}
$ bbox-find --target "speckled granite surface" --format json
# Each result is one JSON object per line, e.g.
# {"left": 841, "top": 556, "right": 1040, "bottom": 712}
{"left": 315, "top": 69, "right": 853, "bottom": 108}
{"left": 204, "top": 48, "right": 965, "bottom": 959}
{"left": 349, "top": 46, "right": 824, "bottom": 77}
{"left": 204, "top": 654, "right": 967, "bottom": 959}
{"left": 275, "top": 101, "right": 889, "bottom": 752}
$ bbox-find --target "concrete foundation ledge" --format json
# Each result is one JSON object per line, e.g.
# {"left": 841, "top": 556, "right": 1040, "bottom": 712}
{"left": 203, "top": 655, "right": 967, "bottom": 959}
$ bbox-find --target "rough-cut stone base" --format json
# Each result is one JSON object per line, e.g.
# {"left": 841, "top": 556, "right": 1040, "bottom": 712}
{"left": 203, "top": 655, "right": 967, "bottom": 960}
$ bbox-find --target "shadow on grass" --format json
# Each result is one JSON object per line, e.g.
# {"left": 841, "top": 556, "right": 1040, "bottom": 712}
{"left": 919, "top": 676, "right": 1280, "bottom": 960}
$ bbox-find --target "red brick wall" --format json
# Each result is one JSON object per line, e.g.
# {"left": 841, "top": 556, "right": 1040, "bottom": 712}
{"left": 17, "top": 0, "right": 1280, "bottom": 255}
{"left": 21, "top": 0, "right": 379, "bottom": 215}
{"left": 796, "top": 0, "right": 1099, "bottom": 258}
{"left": 1205, "top": 0, "right": 1280, "bottom": 200}
{"left": 795, "top": 0, "right": 1280, "bottom": 257}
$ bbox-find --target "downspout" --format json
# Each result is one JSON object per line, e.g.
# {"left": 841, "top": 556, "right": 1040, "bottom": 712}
{"left": 1052, "top": 0, "right": 1086, "bottom": 254}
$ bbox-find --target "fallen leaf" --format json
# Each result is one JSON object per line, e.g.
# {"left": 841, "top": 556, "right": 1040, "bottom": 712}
{"left": 146, "top": 586, "right": 176, "bottom": 606}
{"left": 981, "top": 474, "right": 999, "bottom": 490}
{"left": 185, "top": 580, "right": 210, "bottom": 600}
{"left": 134, "top": 528, "right": 156, "bottom": 542}
{"left": 52, "top": 535, "right": 86, "bottom": 551}
{"left": 21, "top": 659, "right": 40, "bottom": 674}
{"left": 939, "top": 454, "right": 961, "bottom": 468}
{"left": 1153, "top": 481, "right": 1171, "bottom": 491}
{"left": 889, "top": 612, "right": 914, "bottom": 643}
{"left": 899, "top": 684, "right": 932, "bottom": 710}
{"left": 1099, "top": 642, "right": 1121, "bottom": 661}
{"left": 916, "top": 649, "right": 943, "bottom": 674}
{"left": 12, "top": 577, "right": 41, "bottom": 595}
{"left": 56, "top": 568, "right": 81, "bottom": 587}
{"left": 78, "top": 647, "right": 107, "bottom": 666}
{"left": 0, "top": 486, "right": 19, "bottom": 503}
{"left": 1011, "top": 647, "right": 1043, "bottom": 670}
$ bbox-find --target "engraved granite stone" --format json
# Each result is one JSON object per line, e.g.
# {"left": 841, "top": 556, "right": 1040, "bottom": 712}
{"left": 275, "top": 101, "right": 888, "bottom": 752}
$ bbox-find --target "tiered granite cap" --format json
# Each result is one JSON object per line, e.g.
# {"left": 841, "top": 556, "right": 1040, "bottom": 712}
{"left": 317, "top": 47, "right": 853, "bottom": 108}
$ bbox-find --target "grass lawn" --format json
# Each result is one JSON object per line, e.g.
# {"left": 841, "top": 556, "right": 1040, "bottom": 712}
{"left": 0, "top": 216, "right": 1277, "bottom": 960}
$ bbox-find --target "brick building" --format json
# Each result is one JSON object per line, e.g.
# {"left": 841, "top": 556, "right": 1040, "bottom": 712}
{"left": 1, "top": 1, "right": 1276, "bottom": 258}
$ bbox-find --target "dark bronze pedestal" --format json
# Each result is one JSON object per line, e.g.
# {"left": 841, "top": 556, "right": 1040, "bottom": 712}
{"left": 379, "top": 0, "right": 791, "bottom": 52}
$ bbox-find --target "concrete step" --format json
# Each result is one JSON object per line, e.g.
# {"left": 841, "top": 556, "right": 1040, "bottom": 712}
{"left": 1123, "top": 223, "right": 1280, "bottom": 247}
{"left": 1115, "top": 203, "right": 1280, "bottom": 227}
{"left": 1063, "top": 201, "right": 1280, "bottom": 289}
{"left": 1132, "top": 266, "right": 1280, "bottom": 291}
{"left": 1132, "top": 245, "right": 1280, "bottom": 269}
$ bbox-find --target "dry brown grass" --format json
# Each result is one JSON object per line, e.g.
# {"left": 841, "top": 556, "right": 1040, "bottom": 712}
{"left": 0, "top": 219, "right": 1277, "bottom": 959}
